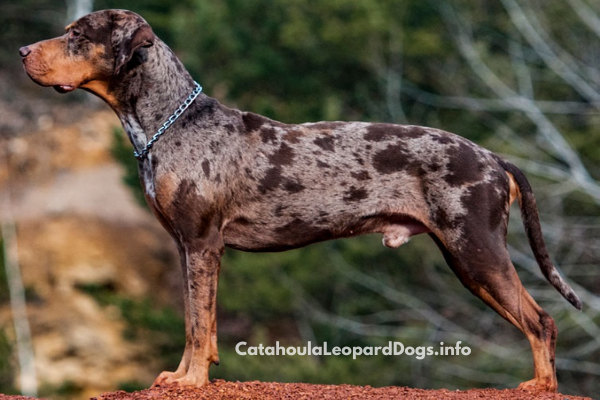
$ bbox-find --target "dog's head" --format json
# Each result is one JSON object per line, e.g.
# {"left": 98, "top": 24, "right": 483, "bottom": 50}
{"left": 20, "top": 9, "right": 154, "bottom": 97}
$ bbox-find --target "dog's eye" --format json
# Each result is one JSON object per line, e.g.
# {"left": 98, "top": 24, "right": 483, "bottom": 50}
{"left": 70, "top": 28, "right": 82, "bottom": 38}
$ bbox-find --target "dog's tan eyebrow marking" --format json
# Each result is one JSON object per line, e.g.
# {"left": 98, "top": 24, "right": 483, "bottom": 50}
{"left": 64, "top": 22, "right": 75, "bottom": 32}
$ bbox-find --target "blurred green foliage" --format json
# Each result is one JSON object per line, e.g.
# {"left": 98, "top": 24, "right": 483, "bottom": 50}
{"left": 0, "top": 239, "right": 9, "bottom": 305}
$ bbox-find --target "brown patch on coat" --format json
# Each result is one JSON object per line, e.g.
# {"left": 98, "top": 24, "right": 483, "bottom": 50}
{"left": 202, "top": 160, "right": 211, "bottom": 178}
{"left": 283, "top": 180, "right": 306, "bottom": 194}
{"left": 364, "top": 124, "right": 393, "bottom": 142}
{"left": 258, "top": 167, "right": 283, "bottom": 193}
{"left": 364, "top": 124, "right": 427, "bottom": 142}
{"left": 313, "top": 135, "right": 335, "bottom": 152}
{"left": 444, "top": 142, "right": 485, "bottom": 186}
{"left": 316, "top": 160, "right": 331, "bottom": 169}
{"left": 283, "top": 129, "right": 304, "bottom": 143}
{"left": 260, "top": 128, "right": 278, "bottom": 144}
{"left": 343, "top": 186, "right": 369, "bottom": 203}
{"left": 351, "top": 170, "right": 370, "bottom": 181}
{"left": 242, "top": 112, "right": 265, "bottom": 133}
{"left": 372, "top": 145, "right": 408, "bottom": 175}
{"left": 269, "top": 143, "right": 295, "bottom": 166}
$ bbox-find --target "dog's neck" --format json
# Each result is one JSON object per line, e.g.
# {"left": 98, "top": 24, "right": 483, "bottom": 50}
{"left": 108, "top": 39, "right": 210, "bottom": 155}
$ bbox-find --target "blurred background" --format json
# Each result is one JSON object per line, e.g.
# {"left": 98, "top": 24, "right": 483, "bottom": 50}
{"left": 1, "top": 0, "right": 599, "bottom": 398}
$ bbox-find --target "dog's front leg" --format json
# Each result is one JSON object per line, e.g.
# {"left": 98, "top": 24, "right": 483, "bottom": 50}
{"left": 151, "top": 229, "right": 222, "bottom": 388}
{"left": 174, "top": 233, "right": 223, "bottom": 387}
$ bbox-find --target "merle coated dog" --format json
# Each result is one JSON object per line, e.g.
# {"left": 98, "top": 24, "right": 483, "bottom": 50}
{"left": 20, "top": 9, "right": 581, "bottom": 392}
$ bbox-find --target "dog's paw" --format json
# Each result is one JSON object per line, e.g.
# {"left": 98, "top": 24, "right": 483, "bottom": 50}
{"left": 517, "top": 378, "right": 557, "bottom": 393}
{"left": 153, "top": 369, "right": 210, "bottom": 388}
{"left": 152, "top": 370, "right": 184, "bottom": 387}
{"left": 173, "top": 373, "right": 210, "bottom": 388}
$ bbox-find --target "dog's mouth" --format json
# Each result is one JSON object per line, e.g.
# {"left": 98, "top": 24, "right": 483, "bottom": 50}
{"left": 53, "top": 85, "right": 76, "bottom": 93}
{"left": 21, "top": 55, "right": 79, "bottom": 94}
{"left": 22, "top": 67, "right": 78, "bottom": 93}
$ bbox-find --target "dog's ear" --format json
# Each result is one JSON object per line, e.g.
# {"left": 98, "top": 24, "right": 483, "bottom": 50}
{"left": 113, "top": 14, "right": 154, "bottom": 75}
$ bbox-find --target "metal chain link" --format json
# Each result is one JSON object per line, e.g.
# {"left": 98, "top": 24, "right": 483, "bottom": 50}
{"left": 134, "top": 81, "right": 203, "bottom": 161}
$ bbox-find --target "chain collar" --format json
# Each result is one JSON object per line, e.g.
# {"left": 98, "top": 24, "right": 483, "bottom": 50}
{"left": 134, "top": 81, "right": 203, "bottom": 161}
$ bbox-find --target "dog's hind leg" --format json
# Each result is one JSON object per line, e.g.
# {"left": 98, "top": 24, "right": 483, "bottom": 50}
{"left": 431, "top": 231, "right": 558, "bottom": 392}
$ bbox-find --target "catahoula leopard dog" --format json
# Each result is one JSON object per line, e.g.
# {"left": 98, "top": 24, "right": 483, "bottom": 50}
{"left": 20, "top": 9, "right": 581, "bottom": 392}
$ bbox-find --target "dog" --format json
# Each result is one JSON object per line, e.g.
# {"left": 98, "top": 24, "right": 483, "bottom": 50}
{"left": 20, "top": 9, "right": 581, "bottom": 392}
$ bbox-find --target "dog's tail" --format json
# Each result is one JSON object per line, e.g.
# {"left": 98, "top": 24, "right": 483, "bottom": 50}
{"left": 499, "top": 159, "right": 582, "bottom": 310}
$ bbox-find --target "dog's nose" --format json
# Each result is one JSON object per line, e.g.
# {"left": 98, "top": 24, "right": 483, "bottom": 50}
{"left": 19, "top": 46, "right": 31, "bottom": 58}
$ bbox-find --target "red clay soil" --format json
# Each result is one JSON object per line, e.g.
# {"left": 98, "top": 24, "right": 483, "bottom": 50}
{"left": 0, "top": 380, "right": 592, "bottom": 400}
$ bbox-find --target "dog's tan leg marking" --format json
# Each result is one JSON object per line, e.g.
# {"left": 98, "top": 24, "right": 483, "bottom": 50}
{"left": 432, "top": 230, "right": 558, "bottom": 392}
{"left": 469, "top": 274, "right": 557, "bottom": 392}
{"left": 507, "top": 172, "right": 520, "bottom": 207}
{"left": 516, "top": 290, "right": 558, "bottom": 392}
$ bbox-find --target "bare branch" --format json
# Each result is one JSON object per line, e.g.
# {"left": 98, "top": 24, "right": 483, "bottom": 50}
{"left": 500, "top": 0, "right": 600, "bottom": 102}
{"left": 567, "top": 0, "right": 600, "bottom": 38}
{"left": 402, "top": 83, "right": 593, "bottom": 114}
{"left": 436, "top": 2, "right": 600, "bottom": 203}
{"left": 0, "top": 151, "right": 38, "bottom": 397}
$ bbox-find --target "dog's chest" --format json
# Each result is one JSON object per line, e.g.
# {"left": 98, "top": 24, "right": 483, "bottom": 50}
{"left": 139, "top": 158, "right": 158, "bottom": 199}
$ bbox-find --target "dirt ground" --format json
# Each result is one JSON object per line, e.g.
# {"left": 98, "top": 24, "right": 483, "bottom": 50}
{"left": 1, "top": 380, "right": 592, "bottom": 400}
